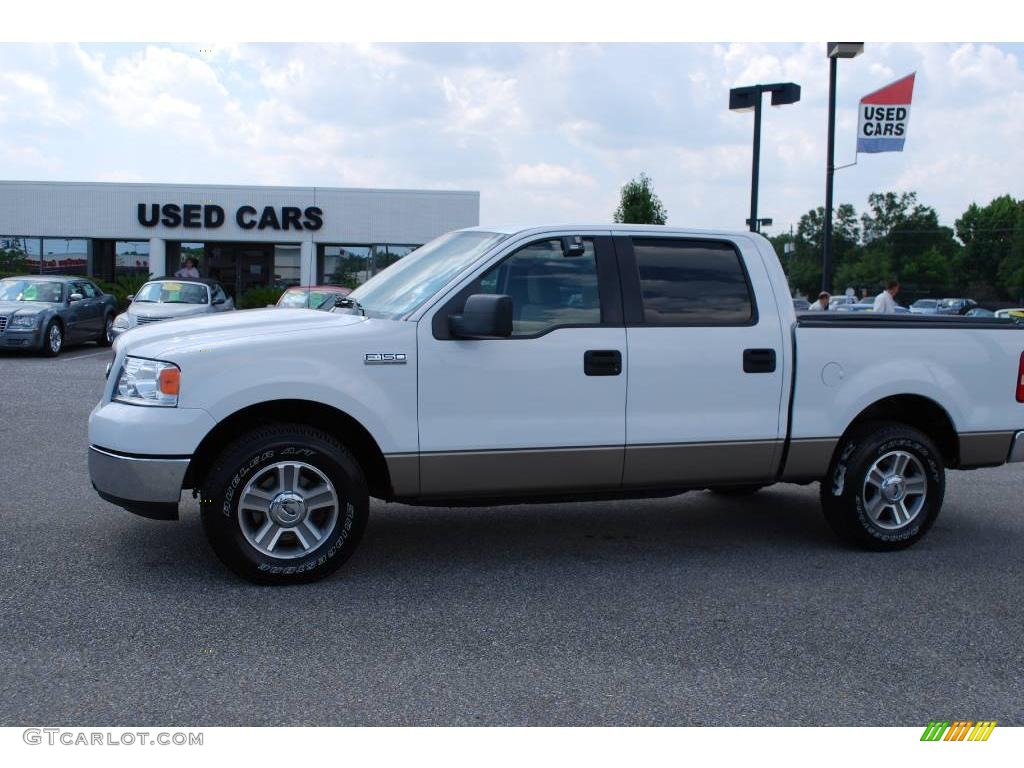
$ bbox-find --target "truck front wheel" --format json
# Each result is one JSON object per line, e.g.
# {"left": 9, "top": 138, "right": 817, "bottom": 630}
{"left": 200, "top": 424, "right": 369, "bottom": 584}
{"left": 820, "top": 421, "right": 945, "bottom": 550}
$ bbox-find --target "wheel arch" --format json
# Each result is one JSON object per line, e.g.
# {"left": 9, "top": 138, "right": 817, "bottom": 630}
{"left": 184, "top": 399, "right": 394, "bottom": 500}
{"left": 839, "top": 394, "right": 959, "bottom": 467}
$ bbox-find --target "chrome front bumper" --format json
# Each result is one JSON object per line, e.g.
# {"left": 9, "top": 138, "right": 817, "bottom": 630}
{"left": 1009, "top": 431, "right": 1024, "bottom": 463}
{"left": 88, "top": 445, "right": 189, "bottom": 520}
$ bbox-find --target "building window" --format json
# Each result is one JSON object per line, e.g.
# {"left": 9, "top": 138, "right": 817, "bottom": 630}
{"left": 115, "top": 241, "right": 150, "bottom": 279}
{"left": 1, "top": 236, "right": 36, "bottom": 275}
{"left": 177, "top": 242, "right": 204, "bottom": 276}
{"left": 42, "top": 239, "right": 88, "bottom": 275}
{"left": 319, "top": 244, "right": 419, "bottom": 287}
{"left": 273, "top": 244, "right": 301, "bottom": 288}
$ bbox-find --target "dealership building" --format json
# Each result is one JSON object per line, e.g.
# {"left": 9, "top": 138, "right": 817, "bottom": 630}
{"left": 0, "top": 181, "right": 479, "bottom": 295}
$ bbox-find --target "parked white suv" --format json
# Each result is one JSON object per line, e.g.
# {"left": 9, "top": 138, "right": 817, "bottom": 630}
{"left": 88, "top": 225, "right": 1024, "bottom": 583}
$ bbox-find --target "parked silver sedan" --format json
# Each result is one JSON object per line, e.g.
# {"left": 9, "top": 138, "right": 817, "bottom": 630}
{"left": 110, "top": 277, "right": 234, "bottom": 339}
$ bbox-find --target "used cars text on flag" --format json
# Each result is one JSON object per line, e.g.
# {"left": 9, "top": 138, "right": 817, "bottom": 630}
{"left": 857, "top": 73, "right": 916, "bottom": 153}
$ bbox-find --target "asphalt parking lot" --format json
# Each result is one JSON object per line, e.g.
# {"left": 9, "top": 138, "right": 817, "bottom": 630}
{"left": 1, "top": 344, "right": 1022, "bottom": 727}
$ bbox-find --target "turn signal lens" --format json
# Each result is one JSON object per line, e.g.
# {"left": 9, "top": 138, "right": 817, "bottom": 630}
{"left": 159, "top": 367, "right": 180, "bottom": 396}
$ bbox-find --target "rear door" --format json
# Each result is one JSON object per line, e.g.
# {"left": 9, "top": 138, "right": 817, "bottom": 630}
{"left": 417, "top": 233, "right": 627, "bottom": 497}
{"left": 616, "top": 234, "right": 787, "bottom": 487}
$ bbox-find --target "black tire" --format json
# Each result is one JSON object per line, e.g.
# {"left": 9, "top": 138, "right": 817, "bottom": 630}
{"left": 709, "top": 484, "right": 766, "bottom": 496}
{"left": 200, "top": 423, "right": 369, "bottom": 584}
{"left": 820, "top": 421, "right": 945, "bottom": 550}
{"left": 97, "top": 313, "right": 114, "bottom": 346}
{"left": 41, "top": 319, "right": 63, "bottom": 357}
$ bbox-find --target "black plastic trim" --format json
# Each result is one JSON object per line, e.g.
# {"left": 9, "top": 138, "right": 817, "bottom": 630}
{"left": 796, "top": 313, "right": 1023, "bottom": 330}
{"left": 95, "top": 486, "right": 179, "bottom": 521}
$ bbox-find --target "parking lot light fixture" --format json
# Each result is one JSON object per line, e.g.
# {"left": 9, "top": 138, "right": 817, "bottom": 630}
{"left": 729, "top": 82, "right": 801, "bottom": 233}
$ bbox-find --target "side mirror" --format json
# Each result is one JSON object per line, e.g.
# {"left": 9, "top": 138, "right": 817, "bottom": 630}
{"left": 449, "top": 294, "right": 513, "bottom": 339}
{"left": 69, "top": 293, "right": 83, "bottom": 302}
{"left": 561, "top": 235, "right": 586, "bottom": 257}
{"left": 127, "top": 294, "right": 135, "bottom": 302}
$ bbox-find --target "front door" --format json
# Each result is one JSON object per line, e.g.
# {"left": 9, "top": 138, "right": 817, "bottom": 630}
{"left": 417, "top": 234, "right": 627, "bottom": 498}
{"left": 69, "top": 280, "right": 102, "bottom": 340}
{"left": 206, "top": 244, "right": 273, "bottom": 299}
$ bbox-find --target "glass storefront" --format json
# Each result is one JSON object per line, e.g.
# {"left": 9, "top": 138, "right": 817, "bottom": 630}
{"left": 115, "top": 241, "right": 150, "bottom": 278}
{"left": 42, "top": 238, "right": 88, "bottom": 274}
{"left": 273, "top": 244, "right": 301, "bottom": 288}
{"left": 1, "top": 237, "right": 35, "bottom": 274}
{"left": 1, "top": 236, "right": 86, "bottom": 275}
{"left": 4, "top": 236, "right": 421, "bottom": 287}
{"left": 319, "top": 244, "right": 418, "bottom": 287}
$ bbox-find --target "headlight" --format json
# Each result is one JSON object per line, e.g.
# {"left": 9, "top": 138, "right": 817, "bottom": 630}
{"left": 114, "top": 357, "right": 180, "bottom": 407}
{"left": 112, "top": 313, "right": 132, "bottom": 329}
{"left": 10, "top": 313, "right": 40, "bottom": 328}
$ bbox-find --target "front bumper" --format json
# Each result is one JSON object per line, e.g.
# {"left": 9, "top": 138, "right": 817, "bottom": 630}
{"left": 1009, "top": 431, "right": 1024, "bottom": 463}
{"left": 88, "top": 445, "right": 189, "bottom": 520}
{"left": 2, "top": 327, "right": 44, "bottom": 349}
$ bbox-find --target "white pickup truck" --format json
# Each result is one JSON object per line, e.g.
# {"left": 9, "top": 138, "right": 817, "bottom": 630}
{"left": 88, "top": 225, "right": 1024, "bottom": 583}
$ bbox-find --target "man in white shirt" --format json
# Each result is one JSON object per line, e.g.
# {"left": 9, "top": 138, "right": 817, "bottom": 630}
{"left": 808, "top": 291, "right": 830, "bottom": 311}
{"left": 873, "top": 280, "right": 900, "bottom": 313}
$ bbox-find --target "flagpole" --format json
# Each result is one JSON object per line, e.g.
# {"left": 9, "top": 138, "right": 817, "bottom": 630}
{"left": 822, "top": 55, "right": 838, "bottom": 293}
{"left": 821, "top": 43, "right": 864, "bottom": 294}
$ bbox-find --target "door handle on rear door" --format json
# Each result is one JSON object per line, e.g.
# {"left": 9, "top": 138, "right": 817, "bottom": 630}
{"left": 584, "top": 349, "right": 622, "bottom": 376}
{"left": 743, "top": 348, "right": 776, "bottom": 373}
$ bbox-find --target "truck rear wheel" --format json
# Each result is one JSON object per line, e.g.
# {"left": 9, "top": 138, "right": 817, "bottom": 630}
{"left": 820, "top": 421, "right": 945, "bottom": 550}
{"left": 200, "top": 423, "right": 369, "bottom": 584}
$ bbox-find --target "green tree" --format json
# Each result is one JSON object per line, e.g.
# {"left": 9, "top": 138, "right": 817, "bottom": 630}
{"left": 855, "top": 191, "right": 960, "bottom": 301}
{"left": 613, "top": 173, "right": 667, "bottom": 225}
{"left": 955, "top": 195, "right": 1023, "bottom": 299}
{"left": 777, "top": 204, "right": 860, "bottom": 296}
{"left": 997, "top": 212, "right": 1024, "bottom": 302}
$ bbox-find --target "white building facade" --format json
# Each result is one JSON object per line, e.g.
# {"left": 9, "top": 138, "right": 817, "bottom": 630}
{"left": 0, "top": 181, "right": 479, "bottom": 295}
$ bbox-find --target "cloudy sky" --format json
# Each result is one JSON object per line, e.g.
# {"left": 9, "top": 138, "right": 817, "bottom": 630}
{"left": 1, "top": 42, "right": 1022, "bottom": 234}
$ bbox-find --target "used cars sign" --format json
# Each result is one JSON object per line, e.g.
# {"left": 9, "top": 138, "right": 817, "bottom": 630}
{"left": 137, "top": 203, "right": 323, "bottom": 231}
{"left": 857, "top": 72, "right": 915, "bottom": 154}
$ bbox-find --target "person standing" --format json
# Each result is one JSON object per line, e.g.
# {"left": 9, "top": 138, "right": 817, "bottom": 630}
{"left": 873, "top": 280, "right": 900, "bottom": 313}
{"left": 175, "top": 257, "right": 200, "bottom": 279}
{"left": 809, "top": 291, "right": 830, "bottom": 311}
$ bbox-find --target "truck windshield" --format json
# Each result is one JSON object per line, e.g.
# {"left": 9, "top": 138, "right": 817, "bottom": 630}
{"left": 347, "top": 230, "right": 508, "bottom": 319}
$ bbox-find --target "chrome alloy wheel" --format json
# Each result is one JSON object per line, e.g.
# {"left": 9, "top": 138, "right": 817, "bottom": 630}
{"left": 861, "top": 450, "right": 927, "bottom": 530}
{"left": 49, "top": 323, "right": 62, "bottom": 353}
{"left": 237, "top": 461, "right": 340, "bottom": 559}
{"left": 104, "top": 316, "right": 114, "bottom": 343}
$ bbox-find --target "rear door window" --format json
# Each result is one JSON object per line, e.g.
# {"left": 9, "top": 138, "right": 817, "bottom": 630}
{"left": 631, "top": 238, "right": 755, "bottom": 325}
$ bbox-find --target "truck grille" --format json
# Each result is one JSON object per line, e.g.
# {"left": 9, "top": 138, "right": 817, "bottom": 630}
{"left": 0, "top": 316, "right": 7, "bottom": 333}
{"left": 135, "top": 315, "right": 171, "bottom": 325}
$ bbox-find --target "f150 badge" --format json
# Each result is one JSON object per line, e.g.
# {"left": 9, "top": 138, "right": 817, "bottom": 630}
{"left": 365, "top": 353, "right": 407, "bottom": 365}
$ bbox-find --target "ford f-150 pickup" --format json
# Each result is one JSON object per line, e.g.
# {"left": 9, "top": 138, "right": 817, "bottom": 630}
{"left": 88, "top": 225, "right": 1024, "bottom": 583}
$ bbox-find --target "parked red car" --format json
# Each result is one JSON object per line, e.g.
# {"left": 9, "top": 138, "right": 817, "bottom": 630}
{"left": 274, "top": 285, "right": 352, "bottom": 311}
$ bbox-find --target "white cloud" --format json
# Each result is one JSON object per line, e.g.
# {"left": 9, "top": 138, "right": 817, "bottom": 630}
{"left": 0, "top": 42, "right": 1020, "bottom": 233}
{"left": 511, "top": 162, "right": 595, "bottom": 187}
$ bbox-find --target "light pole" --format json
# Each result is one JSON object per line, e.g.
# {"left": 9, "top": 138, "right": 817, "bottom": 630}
{"left": 729, "top": 82, "right": 801, "bottom": 233}
{"left": 822, "top": 42, "right": 864, "bottom": 291}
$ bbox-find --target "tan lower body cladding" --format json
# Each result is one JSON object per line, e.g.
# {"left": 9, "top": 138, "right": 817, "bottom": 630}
{"left": 384, "top": 432, "right": 1016, "bottom": 499}
{"left": 389, "top": 440, "right": 784, "bottom": 498}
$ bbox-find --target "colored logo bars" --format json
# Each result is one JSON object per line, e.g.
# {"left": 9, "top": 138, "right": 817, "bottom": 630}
{"left": 920, "top": 720, "right": 997, "bottom": 741}
{"left": 857, "top": 73, "right": 916, "bottom": 154}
